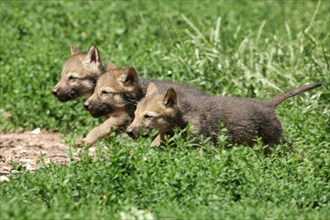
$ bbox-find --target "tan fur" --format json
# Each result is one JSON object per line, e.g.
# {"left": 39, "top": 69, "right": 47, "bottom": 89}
{"left": 84, "top": 67, "right": 141, "bottom": 118}
{"left": 128, "top": 83, "right": 322, "bottom": 151}
{"left": 78, "top": 67, "right": 144, "bottom": 146}
{"left": 71, "top": 45, "right": 80, "bottom": 55}
{"left": 53, "top": 45, "right": 208, "bottom": 147}
{"left": 80, "top": 67, "right": 208, "bottom": 146}
{"left": 107, "top": 61, "right": 117, "bottom": 70}
{"left": 76, "top": 109, "right": 132, "bottom": 146}
{"left": 52, "top": 45, "right": 106, "bottom": 102}
{"left": 128, "top": 85, "right": 180, "bottom": 146}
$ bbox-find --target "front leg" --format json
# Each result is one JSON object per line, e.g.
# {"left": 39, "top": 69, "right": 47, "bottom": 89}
{"left": 76, "top": 112, "right": 132, "bottom": 147}
{"left": 151, "top": 131, "right": 176, "bottom": 148}
{"left": 151, "top": 134, "right": 162, "bottom": 147}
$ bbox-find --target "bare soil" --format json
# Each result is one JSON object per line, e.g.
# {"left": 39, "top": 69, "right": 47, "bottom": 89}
{"left": 0, "top": 130, "right": 72, "bottom": 174}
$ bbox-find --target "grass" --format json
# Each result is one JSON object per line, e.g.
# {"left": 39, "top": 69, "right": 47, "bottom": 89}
{"left": 0, "top": 0, "right": 329, "bottom": 219}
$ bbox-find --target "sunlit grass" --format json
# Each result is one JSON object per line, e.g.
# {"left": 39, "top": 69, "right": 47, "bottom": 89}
{"left": 0, "top": 0, "right": 329, "bottom": 219}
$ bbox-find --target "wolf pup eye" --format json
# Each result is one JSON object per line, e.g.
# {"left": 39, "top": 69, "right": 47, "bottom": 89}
{"left": 143, "top": 114, "right": 153, "bottom": 121}
{"left": 68, "top": 76, "right": 77, "bottom": 81}
{"left": 101, "top": 90, "right": 109, "bottom": 95}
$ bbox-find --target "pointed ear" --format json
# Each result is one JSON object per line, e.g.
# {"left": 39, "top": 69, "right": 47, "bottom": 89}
{"left": 107, "top": 61, "right": 117, "bottom": 70}
{"left": 122, "top": 67, "right": 138, "bottom": 85}
{"left": 163, "top": 88, "right": 177, "bottom": 107}
{"left": 71, "top": 45, "right": 80, "bottom": 55}
{"left": 146, "top": 83, "right": 159, "bottom": 97}
{"left": 84, "top": 45, "right": 101, "bottom": 64}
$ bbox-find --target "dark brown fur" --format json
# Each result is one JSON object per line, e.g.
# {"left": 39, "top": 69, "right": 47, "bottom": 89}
{"left": 128, "top": 82, "right": 322, "bottom": 152}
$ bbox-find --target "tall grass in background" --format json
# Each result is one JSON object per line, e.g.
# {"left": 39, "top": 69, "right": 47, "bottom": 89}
{"left": 165, "top": 2, "right": 328, "bottom": 98}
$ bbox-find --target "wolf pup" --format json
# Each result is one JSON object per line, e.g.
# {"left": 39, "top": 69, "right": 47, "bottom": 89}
{"left": 80, "top": 65, "right": 208, "bottom": 146}
{"left": 52, "top": 45, "right": 111, "bottom": 102}
{"left": 127, "top": 82, "right": 322, "bottom": 152}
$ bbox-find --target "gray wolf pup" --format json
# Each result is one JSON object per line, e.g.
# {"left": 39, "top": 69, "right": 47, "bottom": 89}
{"left": 127, "top": 82, "right": 322, "bottom": 152}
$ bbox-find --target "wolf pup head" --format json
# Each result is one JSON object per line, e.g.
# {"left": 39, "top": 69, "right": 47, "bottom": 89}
{"left": 52, "top": 45, "right": 106, "bottom": 102}
{"left": 126, "top": 83, "right": 179, "bottom": 138}
{"left": 84, "top": 66, "right": 142, "bottom": 118}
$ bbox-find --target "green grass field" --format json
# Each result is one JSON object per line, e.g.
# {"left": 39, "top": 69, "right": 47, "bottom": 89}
{"left": 1, "top": 0, "right": 329, "bottom": 219}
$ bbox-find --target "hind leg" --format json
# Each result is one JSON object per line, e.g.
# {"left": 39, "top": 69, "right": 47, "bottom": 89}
{"left": 260, "top": 115, "right": 285, "bottom": 155}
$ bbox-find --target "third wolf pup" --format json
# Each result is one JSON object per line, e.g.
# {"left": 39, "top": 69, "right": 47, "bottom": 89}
{"left": 127, "top": 82, "right": 322, "bottom": 153}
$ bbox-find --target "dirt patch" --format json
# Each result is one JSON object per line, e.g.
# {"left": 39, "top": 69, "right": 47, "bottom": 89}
{"left": 0, "top": 130, "right": 73, "bottom": 174}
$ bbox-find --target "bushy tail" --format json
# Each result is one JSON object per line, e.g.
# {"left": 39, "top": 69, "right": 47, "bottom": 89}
{"left": 267, "top": 82, "right": 322, "bottom": 107}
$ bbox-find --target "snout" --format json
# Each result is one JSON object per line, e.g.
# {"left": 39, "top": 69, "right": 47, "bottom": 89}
{"left": 126, "top": 126, "right": 138, "bottom": 139}
{"left": 51, "top": 87, "right": 68, "bottom": 102}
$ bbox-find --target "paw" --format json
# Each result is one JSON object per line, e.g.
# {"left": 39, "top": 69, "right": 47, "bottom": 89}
{"left": 151, "top": 138, "right": 161, "bottom": 147}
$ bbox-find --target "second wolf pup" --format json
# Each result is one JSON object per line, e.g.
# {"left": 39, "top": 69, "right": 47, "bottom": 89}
{"left": 126, "top": 82, "right": 322, "bottom": 152}
{"left": 79, "top": 65, "right": 208, "bottom": 146}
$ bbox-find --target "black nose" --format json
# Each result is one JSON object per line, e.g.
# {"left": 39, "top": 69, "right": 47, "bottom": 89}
{"left": 126, "top": 127, "right": 135, "bottom": 137}
{"left": 83, "top": 101, "right": 90, "bottom": 110}
{"left": 51, "top": 88, "right": 58, "bottom": 96}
